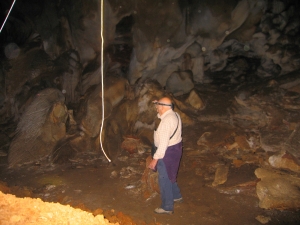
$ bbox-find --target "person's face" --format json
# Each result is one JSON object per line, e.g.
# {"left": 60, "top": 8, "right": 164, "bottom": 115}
{"left": 155, "top": 102, "right": 164, "bottom": 115}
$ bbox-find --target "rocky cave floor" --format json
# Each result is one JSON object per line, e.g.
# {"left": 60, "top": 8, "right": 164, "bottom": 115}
{"left": 1, "top": 84, "right": 300, "bottom": 225}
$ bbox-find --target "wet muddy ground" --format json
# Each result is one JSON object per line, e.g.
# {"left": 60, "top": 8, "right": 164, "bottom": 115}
{"left": 1, "top": 85, "right": 300, "bottom": 225}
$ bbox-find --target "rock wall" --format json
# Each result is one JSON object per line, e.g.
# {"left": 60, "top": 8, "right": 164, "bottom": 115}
{"left": 1, "top": 0, "right": 300, "bottom": 121}
{"left": 0, "top": 0, "right": 300, "bottom": 168}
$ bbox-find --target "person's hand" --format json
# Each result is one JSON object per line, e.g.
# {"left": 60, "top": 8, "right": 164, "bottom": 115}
{"left": 148, "top": 159, "right": 158, "bottom": 171}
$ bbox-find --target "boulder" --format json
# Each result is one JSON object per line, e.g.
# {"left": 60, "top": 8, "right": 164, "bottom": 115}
{"left": 121, "top": 136, "right": 144, "bottom": 154}
{"left": 256, "top": 215, "right": 271, "bottom": 224}
{"left": 212, "top": 164, "right": 229, "bottom": 187}
{"left": 165, "top": 70, "right": 194, "bottom": 96}
{"left": 8, "top": 88, "right": 67, "bottom": 167}
{"left": 185, "top": 90, "right": 205, "bottom": 110}
{"left": 255, "top": 168, "right": 300, "bottom": 210}
{"left": 260, "top": 130, "right": 290, "bottom": 153}
{"left": 268, "top": 151, "right": 300, "bottom": 173}
{"left": 141, "top": 155, "right": 160, "bottom": 196}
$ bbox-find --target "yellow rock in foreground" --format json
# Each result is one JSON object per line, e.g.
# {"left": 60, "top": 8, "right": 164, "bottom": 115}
{"left": 0, "top": 191, "right": 119, "bottom": 225}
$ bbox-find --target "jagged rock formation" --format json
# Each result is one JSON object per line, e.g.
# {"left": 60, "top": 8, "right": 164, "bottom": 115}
{"left": 8, "top": 89, "right": 67, "bottom": 167}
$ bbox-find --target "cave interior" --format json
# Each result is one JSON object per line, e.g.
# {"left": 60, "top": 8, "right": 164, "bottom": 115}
{"left": 1, "top": 0, "right": 300, "bottom": 224}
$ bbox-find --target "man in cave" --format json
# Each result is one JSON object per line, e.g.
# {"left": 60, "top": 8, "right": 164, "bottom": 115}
{"left": 148, "top": 97, "right": 183, "bottom": 214}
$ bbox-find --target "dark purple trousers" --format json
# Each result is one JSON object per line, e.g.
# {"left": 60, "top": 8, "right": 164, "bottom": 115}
{"left": 162, "top": 142, "right": 182, "bottom": 183}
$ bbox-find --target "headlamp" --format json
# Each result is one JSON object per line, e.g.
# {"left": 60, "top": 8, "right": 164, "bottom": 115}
{"left": 153, "top": 102, "right": 172, "bottom": 107}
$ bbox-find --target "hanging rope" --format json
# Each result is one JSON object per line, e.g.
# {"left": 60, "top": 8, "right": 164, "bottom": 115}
{"left": 100, "top": 0, "right": 111, "bottom": 162}
{"left": 0, "top": 0, "right": 16, "bottom": 33}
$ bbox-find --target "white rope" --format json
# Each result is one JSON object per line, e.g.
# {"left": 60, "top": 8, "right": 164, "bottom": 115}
{"left": 100, "top": 0, "right": 111, "bottom": 162}
{"left": 0, "top": 0, "right": 16, "bottom": 33}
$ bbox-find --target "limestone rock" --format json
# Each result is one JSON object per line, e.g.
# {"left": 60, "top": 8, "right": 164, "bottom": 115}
{"left": 8, "top": 88, "right": 67, "bottom": 167}
{"left": 197, "top": 123, "right": 235, "bottom": 149}
{"left": 141, "top": 156, "right": 160, "bottom": 195}
{"left": 79, "top": 76, "right": 129, "bottom": 138}
{"left": 5, "top": 49, "right": 52, "bottom": 98}
{"left": 0, "top": 191, "right": 117, "bottom": 225}
{"left": 67, "top": 110, "right": 77, "bottom": 126}
{"left": 185, "top": 90, "right": 205, "bottom": 110}
{"left": 121, "top": 137, "right": 142, "bottom": 154}
{"left": 165, "top": 70, "right": 194, "bottom": 96}
{"left": 260, "top": 130, "right": 290, "bottom": 153}
{"left": 212, "top": 164, "right": 229, "bottom": 187}
{"left": 255, "top": 168, "right": 300, "bottom": 210}
{"left": 256, "top": 215, "right": 271, "bottom": 224}
{"left": 225, "top": 135, "right": 251, "bottom": 151}
{"left": 268, "top": 151, "right": 300, "bottom": 173}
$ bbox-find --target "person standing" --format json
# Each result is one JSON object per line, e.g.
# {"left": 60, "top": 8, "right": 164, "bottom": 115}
{"left": 148, "top": 97, "right": 183, "bottom": 214}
